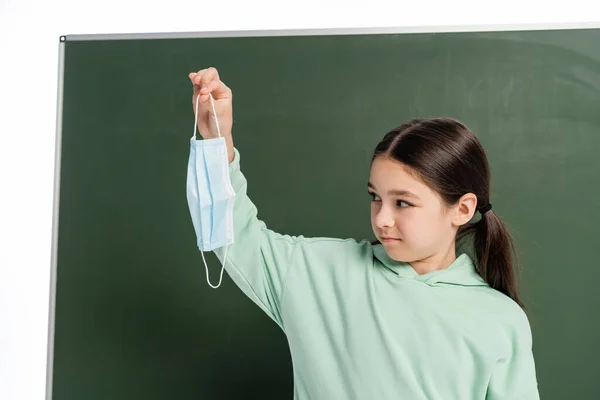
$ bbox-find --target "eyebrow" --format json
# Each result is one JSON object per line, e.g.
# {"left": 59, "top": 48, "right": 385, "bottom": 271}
{"left": 367, "top": 182, "right": 421, "bottom": 199}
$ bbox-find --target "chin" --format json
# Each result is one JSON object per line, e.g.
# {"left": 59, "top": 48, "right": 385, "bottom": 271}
{"left": 381, "top": 241, "right": 423, "bottom": 262}
{"left": 382, "top": 246, "right": 411, "bottom": 263}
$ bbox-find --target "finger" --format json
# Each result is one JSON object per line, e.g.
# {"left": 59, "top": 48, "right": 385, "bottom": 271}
{"left": 208, "top": 81, "right": 231, "bottom": 101}
{"left": 199, "top": 84, "right": 231, "bottom": 103}
{"left": 200, "top": 67, "right": 220, "bottom": 89}
{"left": 200, "top": 78, "right": 223, "bottom": 95}
{"left": 192, "top": 69, "right": 208, "bottom": 87}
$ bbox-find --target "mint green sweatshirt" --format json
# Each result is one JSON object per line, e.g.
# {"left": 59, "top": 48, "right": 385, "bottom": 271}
{"left": 213, "top": 148, "right": 540, "bottom": 400}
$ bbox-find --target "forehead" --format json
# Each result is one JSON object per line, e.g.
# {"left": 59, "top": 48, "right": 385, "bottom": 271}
{"left": 369, "top": 157, "right": 433, "bottom": 195}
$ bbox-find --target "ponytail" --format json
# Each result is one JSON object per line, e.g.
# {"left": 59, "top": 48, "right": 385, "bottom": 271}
{"left": 459, "top": 211, "right": 523, "bottom": 308}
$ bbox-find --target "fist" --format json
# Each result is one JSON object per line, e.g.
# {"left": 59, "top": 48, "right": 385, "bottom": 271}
{"left": 188, "top": 67, "right": 233, "bottom": 139}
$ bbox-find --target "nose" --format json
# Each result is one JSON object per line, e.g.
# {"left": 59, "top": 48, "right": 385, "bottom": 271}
{"left": 374, "top": 209, "right": 395, "bottom": 229}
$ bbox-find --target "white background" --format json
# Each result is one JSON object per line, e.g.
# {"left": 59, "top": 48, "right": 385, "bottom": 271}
{"left": 1, "top": 1, "right": 599, "bottom": 398}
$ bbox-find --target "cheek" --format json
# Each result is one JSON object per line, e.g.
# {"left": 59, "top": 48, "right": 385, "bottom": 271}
{"left": 370, "top": 205, "right": 376, "bottom": 225}
{"left": 397, "top": 216, "right": 421, "bottom": 242}
{"left": 400, "top": 209, "right": 445, "bottom": 243}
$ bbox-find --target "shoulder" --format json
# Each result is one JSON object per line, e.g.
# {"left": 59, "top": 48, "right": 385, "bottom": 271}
{"left": 282, "top": 235, "right": 373, "bottom": 277}
{"left": 282, "top": 236, "right": 374, "bottom": 284}
{"left": 480, "top": 288, "right": 533, "bottom": 347}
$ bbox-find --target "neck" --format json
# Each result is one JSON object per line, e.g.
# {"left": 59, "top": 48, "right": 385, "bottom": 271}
{"left": 410, "top": 242, "right": 456, "bottom": 275}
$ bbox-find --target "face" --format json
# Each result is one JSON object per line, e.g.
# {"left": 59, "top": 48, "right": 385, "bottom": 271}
{"left": 368, "top": 156, "right": 460, "bottom": 263}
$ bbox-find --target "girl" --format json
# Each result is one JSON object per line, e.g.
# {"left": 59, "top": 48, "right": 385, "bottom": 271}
{"left": 188, "top": 67, "right": 539, "bottom": 400}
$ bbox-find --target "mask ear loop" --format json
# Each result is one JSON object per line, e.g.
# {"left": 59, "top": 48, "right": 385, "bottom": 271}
{"left": 193, "top": 92, "right": 228, "bottom": 289}
{"left": 193, "top": 92, "right": 222, "bottom": 139}
{"left": 200, "top": 245, "right": 228, "bottom": 289}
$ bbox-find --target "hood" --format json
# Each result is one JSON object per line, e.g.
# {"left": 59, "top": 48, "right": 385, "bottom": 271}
{"left": 372, "top": 244, "right": 488, "bottom": 287}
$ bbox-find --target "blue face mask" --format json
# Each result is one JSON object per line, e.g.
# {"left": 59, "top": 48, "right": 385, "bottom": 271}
{"left": 186, "top": 93, "right": 235, "bottom": 289}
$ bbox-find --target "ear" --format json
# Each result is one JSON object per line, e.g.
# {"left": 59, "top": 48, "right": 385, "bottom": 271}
{"left": 451, "top": 193, "right": 478, "bottom": 227}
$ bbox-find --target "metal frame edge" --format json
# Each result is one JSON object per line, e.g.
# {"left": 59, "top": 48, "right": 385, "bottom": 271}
{"left": 62, "top": 21, "right": 600, "bottom": 41}
{"left": 45, "top": 38, "right": 66, "bottom": 400}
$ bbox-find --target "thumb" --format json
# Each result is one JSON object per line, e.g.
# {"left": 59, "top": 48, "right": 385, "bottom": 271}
{"left": 188, "top": 73, "right": 203, "bottom": 100}
{"left": 188, "top": 72, "right": 200, "bottom": 88}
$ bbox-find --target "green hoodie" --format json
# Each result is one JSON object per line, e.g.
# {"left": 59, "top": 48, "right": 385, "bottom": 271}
{"left": 213, "top": 148, "right": 539, "bottom": 400}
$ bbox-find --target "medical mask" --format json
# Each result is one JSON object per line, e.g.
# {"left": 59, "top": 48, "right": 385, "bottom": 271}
{"left": 186, "top": 93, "right": 235, "bottom": 288}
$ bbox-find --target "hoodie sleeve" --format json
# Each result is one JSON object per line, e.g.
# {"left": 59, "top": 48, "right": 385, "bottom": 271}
{"left": 211, "top": 148, "right": 309, "bottom": 330}
{"left": 485, "top": 310, "right": 540, "bottom": 400}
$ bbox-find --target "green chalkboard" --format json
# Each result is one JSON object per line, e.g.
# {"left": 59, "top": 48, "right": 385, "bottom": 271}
{"left": 49, "top": 26, "right": 600, "bottom": 399}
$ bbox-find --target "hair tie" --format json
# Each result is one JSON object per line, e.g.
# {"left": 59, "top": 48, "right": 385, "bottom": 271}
{"left": 479, "top": 203, "right": 492, "bottom": 215}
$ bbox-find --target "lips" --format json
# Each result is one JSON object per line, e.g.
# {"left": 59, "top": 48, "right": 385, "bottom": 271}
{"left": 380, "top": 237, "right": 400, "bottom": 242}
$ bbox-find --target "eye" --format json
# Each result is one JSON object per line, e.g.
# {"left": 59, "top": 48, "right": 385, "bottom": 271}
{"left": 368, "top": 191, "right": 381, "bottom": 202}
{"left": 396, "top": 200, "right": 411, "bottom": 208}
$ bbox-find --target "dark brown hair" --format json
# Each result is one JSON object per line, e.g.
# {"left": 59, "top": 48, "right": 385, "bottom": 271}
{"left": 372, "top": 117, "right": 522, "bottom": 307}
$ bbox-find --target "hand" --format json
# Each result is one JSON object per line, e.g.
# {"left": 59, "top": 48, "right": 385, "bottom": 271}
{"left": 188, "top": 67, "right": 233, "bottom": 140}
{"left": 189, "top": 67, "right": 235, "bottom": 163}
